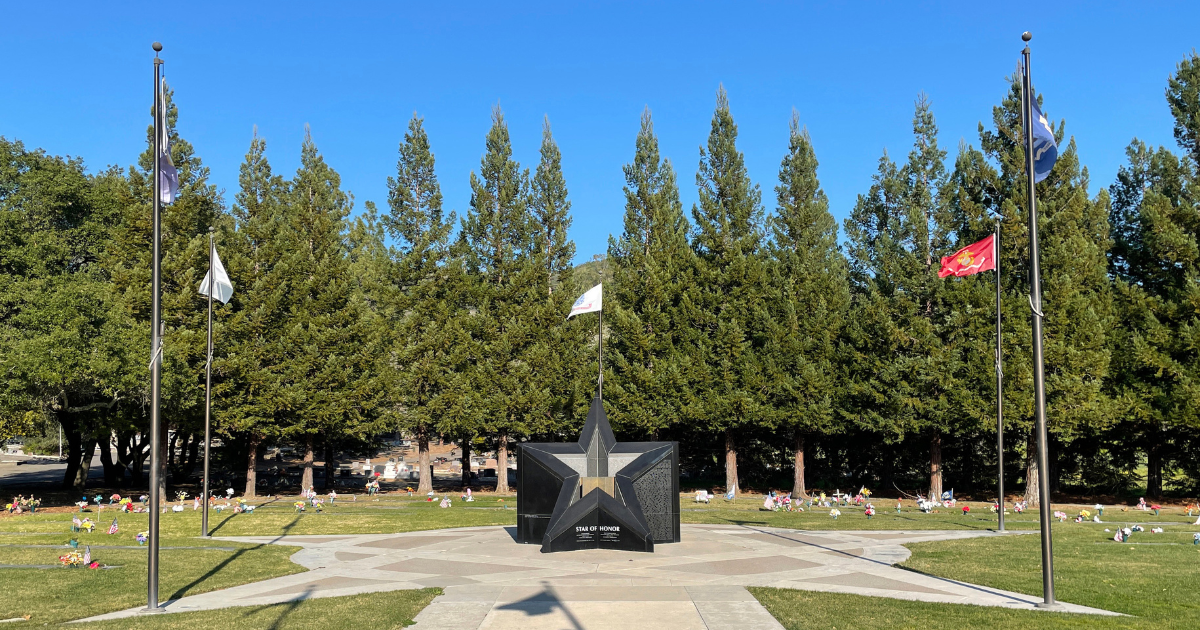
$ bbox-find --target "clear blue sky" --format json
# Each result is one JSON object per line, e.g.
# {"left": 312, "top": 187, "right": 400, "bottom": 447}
{"left": 3, "top": 2, "right": 1197, "bottom": 264}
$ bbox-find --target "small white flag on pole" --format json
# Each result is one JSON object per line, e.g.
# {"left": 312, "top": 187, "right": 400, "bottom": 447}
{"left": 198, "top": 246, "right": 234, "bottom": 304}
{"left": 568, "top": 283, "right": 602, "bottom": 319}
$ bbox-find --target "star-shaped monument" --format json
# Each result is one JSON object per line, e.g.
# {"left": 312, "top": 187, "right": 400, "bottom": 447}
{"left": 515, "top": 396, "right": 680, "bottom": 552}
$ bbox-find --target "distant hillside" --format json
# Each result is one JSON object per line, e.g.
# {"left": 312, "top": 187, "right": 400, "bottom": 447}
{"left": 570, "top": 255, "right": 609, "bottom": 296}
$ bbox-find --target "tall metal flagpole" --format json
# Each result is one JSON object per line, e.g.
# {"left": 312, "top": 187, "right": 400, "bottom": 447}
{"left": 1021, "top": 31, "right": 1059, "bottom": 609}
{"left": 597, "top": 307, "right": 603, "bottom": 400}
{"left": 147, "top": 40, "right": 165, "bottom": 612}
{"left": 202, "top": 228, "right": 214, "bottom": 538}
{"left": 994, "top": 220, "right": 1005, "bottom": 533}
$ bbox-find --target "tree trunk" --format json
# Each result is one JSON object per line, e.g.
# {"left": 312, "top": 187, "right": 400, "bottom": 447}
{"left": 461, "top": 434, "right": 473, "bottom": 489}
{"left": 1146, "top": 441, "right": 1163, "bottom": 498}
{"left": 129, "top": 433, "right": 149, "bottom": 484}
{"left": 181, "top": 433, "right": 200, "bottom": 479}
{"left": 496, "top": 430, "right": 510, "bottom": 494}
{"left": 724, "top": 429, "right": 739, "bottom": 495}
{"left": 323, "top": 438, "right": 336, "bottom": 491}
{"left": 61, "top": 415, "right": 83, "bottom": 490}
{"left": 417, "top": 425, "right": 432, "bottom": 494}
{"left": 167, "top": 431, "right": 178, "bottom": 468}
{"left": 74, "top": 436, "right": 98, "bottom": 491}
{"left": 929, "top": 430, "right": 943, "bottom": 500}
{"left": 1024, "top": 434, "right": 1040, "bottom": 506}
{"left": 244, "top": 433, "right": 260, "bottom": 498}
{"left": 791, "top": 432, "right": 807, "bottom": 499}
{"left": 98, "top": 431, "right": 125, "bottom": 487}
{"left": 301, "top": 434, "right": 315, "bottom": 493}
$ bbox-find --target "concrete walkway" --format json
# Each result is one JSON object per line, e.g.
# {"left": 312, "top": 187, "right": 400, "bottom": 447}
{"left": 76, "top": 525, "right": 1119, "bottom": 627}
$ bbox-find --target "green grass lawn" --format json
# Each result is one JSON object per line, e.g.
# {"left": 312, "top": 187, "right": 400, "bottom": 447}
{"left": 738, "top": 500, "right": 1200, "bottom": 629}
{"left": 0, "top": 495, "right": 514, "bottom": 624}
{"left": 3, "top": 495, "right": 1198, "bottom": 627}
{"left": 684, "top": 496, "right": 1200, "bottom": 530}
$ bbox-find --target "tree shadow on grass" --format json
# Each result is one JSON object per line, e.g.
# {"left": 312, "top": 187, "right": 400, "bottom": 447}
{"left": 243, "top": 584, "right": 314, "bottom": 630}
{"left": 167, "top": 514, "right": 302, "bottom": 602}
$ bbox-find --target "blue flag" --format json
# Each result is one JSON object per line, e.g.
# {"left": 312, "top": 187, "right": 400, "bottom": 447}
{"left": 1030, "top": 99, "right": 1058, "bottom": 183}
{"left": 158, "top": 78, "right": 179, "bottom": 204}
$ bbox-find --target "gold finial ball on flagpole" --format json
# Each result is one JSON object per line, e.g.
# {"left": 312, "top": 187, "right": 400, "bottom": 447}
{"left": 1021, "top": 32, "right": 1032, "bottom": 42}
{"left": 152, "top": 42, "right": 163, "bottom": 52}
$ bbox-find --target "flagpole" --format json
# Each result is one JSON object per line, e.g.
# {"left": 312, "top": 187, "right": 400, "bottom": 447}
{"left": 146, "top": 40, "right": 165, "bottom": 613}
{"left": 994, "top": 220, "right": 1004, "bottom": 533}
{"left": 202, "top": 227, "right": 214, "bottom": 538}
{"left": 1021, "top": 31, "right": 1059, "bottom": 609}
{"left": 597, "top": 307, "right": 603, "bottom": 400}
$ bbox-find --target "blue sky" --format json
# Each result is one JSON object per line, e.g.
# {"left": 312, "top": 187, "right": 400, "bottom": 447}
{"left": 2, "top": 2, "right": 1197, "bottom": 264}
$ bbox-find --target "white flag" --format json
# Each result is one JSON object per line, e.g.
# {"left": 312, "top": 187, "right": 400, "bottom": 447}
{"left": 568, "top": 283, "right": 602, "bottom": 319}
{"left": 158, "top": 78, "right": 179, "bottom": 204}
{"left": 198, "top": 246, "right": 234, "bottom": 304}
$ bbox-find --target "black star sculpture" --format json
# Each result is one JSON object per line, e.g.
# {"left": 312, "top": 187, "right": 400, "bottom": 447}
{"left": 515, "top": 396, "right": 680, "bottom": 552}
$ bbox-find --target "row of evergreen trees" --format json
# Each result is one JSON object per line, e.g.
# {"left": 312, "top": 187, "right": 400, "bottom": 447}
{"left": 4, "top": 53, "right": 1200, "bottom": 501}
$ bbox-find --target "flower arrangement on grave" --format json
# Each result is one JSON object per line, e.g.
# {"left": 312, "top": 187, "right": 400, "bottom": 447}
{"left": 1095, "top": 503, "right": 1104, "bottom": 517}
{"left": 227, "top": 488, "right": 236, "bottom": 499}
{"left": 1053, "top": 511, "right": 1067, "bottom": 522}
{"left": 962, "top": 505, "right": 971, "bottom": 516}
{"left": 7, "top": 495, "right": 39, "bottom": 514}
{"left": 175, "top": 490, "right": 188, "bottom": 505}
{"left": 294, "top": 501, "right": 306, "bottom": 513}
{"left": 1131, "top": 524, "right": 1145, "bottom": 533}
{"left": 1185, "top": 503, "right": 1198, "bottom": 517}
{"left": 119, "top": 498, "right": 134, "bottom": 513}
{"left": 80, "top": 518, "right": 95, "bottom": 533}
{"left": 171, "top": 504, "right": 184, "bottom": 513}
{"left": 1014, "top": 501, "right": 1026, "bottom": 514}
{"left": 76, "top": 501, "right": 89, "bottom": 511}
{"left": 1193, "top": 533, "right": 1199, "bottom": 545}
{"left": 136, "top": 531, "right": 148, "bottom": 545}
{"left": 59, "top": 550, "right": 85, "bottom": 567}
{"left": 140, "top": 495, "right": 148, "bottom": 505}
{"left": 830, "top": 508, "right": 840, "bottom": 520}
{"left": 109, "top": 494, "right": 121, "bottom": 505}
{"left": 1150, "top": 527, "right": 1164, "bottom": 534}
{"left": 1150, "top": 504, "right": 1162, "bottom": 516}
{"left": 864, "top": 505, "right": 875, "bottom": 519}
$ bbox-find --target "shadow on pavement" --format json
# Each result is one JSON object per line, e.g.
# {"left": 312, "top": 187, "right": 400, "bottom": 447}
{"left": 494, "top": 582, "right": 584, "bottom": 630}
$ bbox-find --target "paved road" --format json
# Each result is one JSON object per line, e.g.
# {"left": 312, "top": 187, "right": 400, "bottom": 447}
{"left": 77, "top": 525, "right": 1118, "bottom": 628}
{"left": 0, "top": 452, "right": 106, "bottom": 489}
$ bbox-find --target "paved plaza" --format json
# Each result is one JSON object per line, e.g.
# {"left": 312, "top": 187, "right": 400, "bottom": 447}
{"left": 78, "top": 525, "right": 1118, "bottom": 627}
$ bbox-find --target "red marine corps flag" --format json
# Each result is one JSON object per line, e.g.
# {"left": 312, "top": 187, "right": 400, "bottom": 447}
{"left": 938, "top": 234, "right": 996, "bottom": 278}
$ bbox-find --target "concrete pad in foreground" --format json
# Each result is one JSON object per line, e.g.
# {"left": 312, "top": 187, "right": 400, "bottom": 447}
{"left": 73, "top": 525, "right": 1120, "bottom": 627}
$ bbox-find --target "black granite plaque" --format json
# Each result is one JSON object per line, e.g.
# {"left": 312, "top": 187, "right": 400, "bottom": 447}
{"left": 516, "top": 396, "right": 680, "bottom": 553}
